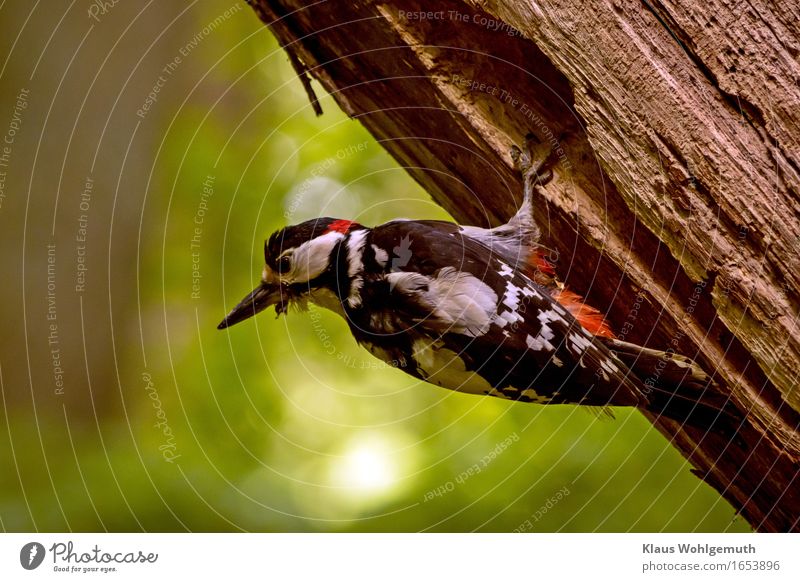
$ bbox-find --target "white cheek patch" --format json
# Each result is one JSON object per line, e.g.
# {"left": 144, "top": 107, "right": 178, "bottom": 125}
{"left": 287, "top": 231, "right": 345, "bottom": 283}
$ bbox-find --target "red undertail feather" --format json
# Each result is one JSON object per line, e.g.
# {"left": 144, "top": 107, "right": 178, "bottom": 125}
{"left": 526, "top": 249, "right": 558, "bottom": 287}
{"left": 532, "top": 249, "right": 556, "bottom": 276}
{"left": 552, "top": 289, "right": 616, "bottom": 339}
{"left": 525, "top": 250, "right": 615, "bottom": 338}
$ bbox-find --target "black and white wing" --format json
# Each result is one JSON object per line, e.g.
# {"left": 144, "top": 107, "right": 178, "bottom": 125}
{"left": 351, "top": 220, "right": 643, "bottom": 407}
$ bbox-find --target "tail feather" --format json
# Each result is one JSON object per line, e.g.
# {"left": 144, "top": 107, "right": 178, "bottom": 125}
{"left": 601, "top": 338, "right": 741, "bottom": 431}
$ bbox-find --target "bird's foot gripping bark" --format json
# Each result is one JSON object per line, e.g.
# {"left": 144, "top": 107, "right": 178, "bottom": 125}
{"left": 510, "top": 133, "right": 554, "bottom": 199}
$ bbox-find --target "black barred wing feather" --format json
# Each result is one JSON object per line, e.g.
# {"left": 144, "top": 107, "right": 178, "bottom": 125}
{"left": 357, "top": 220, "right": 644, "bottom": 407}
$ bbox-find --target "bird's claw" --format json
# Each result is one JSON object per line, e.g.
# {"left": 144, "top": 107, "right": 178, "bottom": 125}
{"left": 511, "top": 133, "right": 554, "bottom": 187}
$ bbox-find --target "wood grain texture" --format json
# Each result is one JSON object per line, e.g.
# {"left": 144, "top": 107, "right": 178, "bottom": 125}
{"left": 248, "top": 0, "right": 800, "bottom": 531}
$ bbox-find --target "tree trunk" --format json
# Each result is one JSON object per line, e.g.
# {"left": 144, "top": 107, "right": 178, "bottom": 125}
{"left": 247, "top": 0, "right": 800, "bottom": 531}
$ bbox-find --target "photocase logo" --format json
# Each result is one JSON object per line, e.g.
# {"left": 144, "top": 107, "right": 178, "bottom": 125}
{"left": 20, "top": 542, "right": 46, "bottom": 570}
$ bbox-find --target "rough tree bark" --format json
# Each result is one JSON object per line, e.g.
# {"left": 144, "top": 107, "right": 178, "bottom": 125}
{"left": 247, "top": 0, "right": 800, "bottom": 531}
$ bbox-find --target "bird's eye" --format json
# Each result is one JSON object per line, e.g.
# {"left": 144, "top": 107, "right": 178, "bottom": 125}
{"left": 277, "top": 255, "right": 292, "bottom": 274}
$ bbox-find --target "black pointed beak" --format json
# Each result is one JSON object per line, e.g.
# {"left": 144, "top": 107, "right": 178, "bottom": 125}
{"left": 217, "top": 283, "right": 283, "bottom": 330}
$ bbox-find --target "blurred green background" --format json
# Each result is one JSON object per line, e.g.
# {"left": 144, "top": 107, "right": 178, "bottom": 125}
{"left": 0, "top": 1, "right": 746, "bottom": 532}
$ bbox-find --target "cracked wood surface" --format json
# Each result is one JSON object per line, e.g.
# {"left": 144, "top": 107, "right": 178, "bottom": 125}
{"left": 248, "top": 0, "right": 800, "bottom": 531}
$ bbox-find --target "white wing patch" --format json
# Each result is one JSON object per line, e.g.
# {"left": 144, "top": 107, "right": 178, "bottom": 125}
{"left": 568, "top": 332, "right": 598, "bottom": 369}
{"left": 494, "top": 282, "right": 525, "bottom": 328}
{"left": 386, "top": 271, "right": 428, "bottom": 294}
{"left": 503, "top": 282, "right": 522, "bottom": 311}
{"left": 495, "top": 311, "right": 521, "bottom": 328}
{"left": 568, "top": 332, "right": 592, "bottom": 355}
{"left": 521, "top": 285, "right": 542, "bottom": 300}
{"left": 526, "top": 309, "right": 561, "bottom": 352}
{"left": 526, "top": 333, "right": 553, "bottom": 352}
{"left": 389, "top": 268, "right": 498, "bottom": 337}
{"left": 430, "top": 268, "right": 498, "bottom": 336}
{"left": 598, "top": 357, "right": 621, "bottom": 381}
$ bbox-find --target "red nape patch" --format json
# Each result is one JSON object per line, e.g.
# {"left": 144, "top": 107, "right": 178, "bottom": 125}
{"left": 325, "top": 219, "right": 359, "bottom": 234}
{"left": 553, "top": 289, "right": 616, "bottom": 339}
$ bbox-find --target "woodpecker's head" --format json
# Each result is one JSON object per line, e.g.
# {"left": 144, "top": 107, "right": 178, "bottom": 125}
{"left": 218, "top": 218, "right": 365, "bottom": 329}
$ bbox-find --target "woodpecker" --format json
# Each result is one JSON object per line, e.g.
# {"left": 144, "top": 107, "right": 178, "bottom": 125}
{"left": 219, "top": 135, "right": 735, "bottom": 429}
